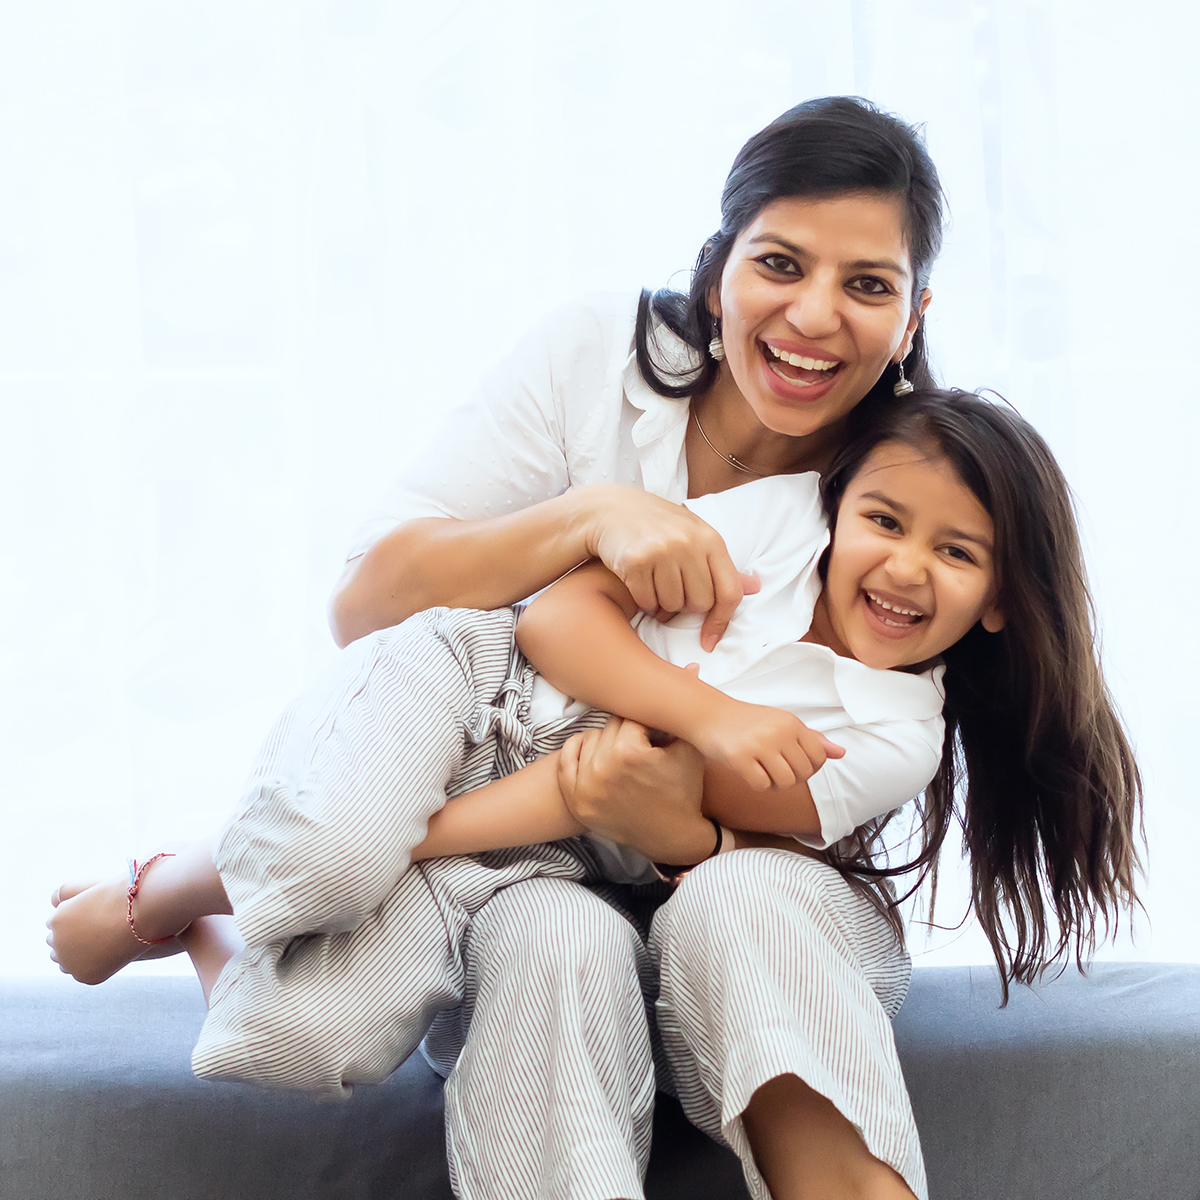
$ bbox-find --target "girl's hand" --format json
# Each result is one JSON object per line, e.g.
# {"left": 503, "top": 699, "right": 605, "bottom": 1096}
{"left": 557, "top": 718, "right": 715, "bottom": 866}
{"left": 582, "top": 486, "right": 759, "bottom": 651}
{"left": 688, "top": 697, "right": 845, "bottom": 791}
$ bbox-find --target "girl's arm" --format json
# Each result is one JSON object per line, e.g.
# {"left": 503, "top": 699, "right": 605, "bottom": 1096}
{"left": 413, "top": 723, "right": 723, "bottom": 868}
{"left": 517, "top": 561, "right": 840, "bottom": 794}
{"left": 329, "top": 487, "right": 748, "bottom": 650}
{"left": 409, "top": 754, "right": 583, "bottom": 862}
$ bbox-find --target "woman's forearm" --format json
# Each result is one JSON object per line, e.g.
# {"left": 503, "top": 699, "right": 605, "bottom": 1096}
{"left": 410, "top": 754, "right": 583, "bottom": 860}
{"left": 329, "top": 491, "right": 598, "bottom": 647}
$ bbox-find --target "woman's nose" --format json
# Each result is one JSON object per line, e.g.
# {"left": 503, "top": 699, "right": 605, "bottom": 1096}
{"left": 785, "top": 277, "right": 841, "bottom": 339}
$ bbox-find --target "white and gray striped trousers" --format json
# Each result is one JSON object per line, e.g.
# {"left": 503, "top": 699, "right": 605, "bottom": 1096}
{"left": 191, "top": 606, "right": 926, "bottom": 1200}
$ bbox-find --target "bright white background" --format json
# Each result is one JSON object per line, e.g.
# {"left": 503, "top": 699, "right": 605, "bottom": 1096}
{"left": 3, "top": 0, "right": 1197, "bottom": 977}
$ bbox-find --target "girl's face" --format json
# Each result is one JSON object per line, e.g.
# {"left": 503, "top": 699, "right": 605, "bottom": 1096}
{"left": 812, "top": 441, "right": 1004, "bottom": 671}
{"left": 713, "top": 193, "right": 930, "bottom": 440}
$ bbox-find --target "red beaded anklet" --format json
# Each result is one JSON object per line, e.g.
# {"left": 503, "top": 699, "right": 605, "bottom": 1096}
{"left": 126, "top": 853, "right": 179, "bottom": 947}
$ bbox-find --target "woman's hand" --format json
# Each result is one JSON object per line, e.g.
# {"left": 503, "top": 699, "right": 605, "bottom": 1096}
{"left": 582, "top": 486, "right": 758, "bottom": 651}
{"left": 556, "top": 718, "right": 716, "bottom": 866}
{"left": 686, "top": 696, "right": 845, "bottom": 791}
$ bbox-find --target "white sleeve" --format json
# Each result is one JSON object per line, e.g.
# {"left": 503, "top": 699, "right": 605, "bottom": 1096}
{"left": 345, "top": 297, "right": 630, "bottom": 559}
{"left": 798, "top": 715, "right": 945, "bottom": 850}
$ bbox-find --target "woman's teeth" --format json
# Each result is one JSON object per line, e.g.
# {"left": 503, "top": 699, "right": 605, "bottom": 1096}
{"left": 865, "top": 590, "right": 924, "bottom": 626}
{"left": 762, "top": 343, "right": 840, "bottom": 386}
{"left": 765, "top": 344, "right": 840, "bottom": 371}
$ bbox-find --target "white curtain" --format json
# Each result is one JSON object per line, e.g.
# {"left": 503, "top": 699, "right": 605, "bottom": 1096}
{"left": 3, "top": 0, "right": 1195, "bottom": 976}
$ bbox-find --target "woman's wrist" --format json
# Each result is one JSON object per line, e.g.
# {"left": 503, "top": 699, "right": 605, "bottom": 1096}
{"left": 569, "top": 483, "right": 617, "bottom": 561}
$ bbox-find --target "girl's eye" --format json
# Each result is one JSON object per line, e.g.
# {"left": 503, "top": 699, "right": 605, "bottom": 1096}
{"left": 761, "top": 254, "right": 799, "bottom": 275}
{"left": 942, "top": 545, "right": 975, "bottom": 564}
{"left": 849, "top": 276, "right": 891, "bottom": 296}
{"left": 869, "top": 513, "right": 900, "bottom": 532}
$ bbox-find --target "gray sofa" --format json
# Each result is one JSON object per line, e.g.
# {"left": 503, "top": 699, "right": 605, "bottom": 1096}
{"left": 2, "top": 963, "right": 1197, "bottom": 1199}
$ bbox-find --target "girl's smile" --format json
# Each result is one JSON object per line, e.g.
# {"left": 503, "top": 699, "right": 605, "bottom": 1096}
{"left": 808, "top": 441, "right": 1004, "bottom": 671}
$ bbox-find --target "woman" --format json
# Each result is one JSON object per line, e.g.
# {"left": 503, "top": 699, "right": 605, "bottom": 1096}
{"left": 335, "top": 97, "right": 941, "bottom": 1200}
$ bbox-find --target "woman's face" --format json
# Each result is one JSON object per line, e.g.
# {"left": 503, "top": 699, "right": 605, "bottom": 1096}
{"left": 713, "top": 193, "right": 930, "bottom": 439}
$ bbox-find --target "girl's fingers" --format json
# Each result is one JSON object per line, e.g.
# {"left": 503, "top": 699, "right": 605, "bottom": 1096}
{"left": 817, "top": 732, "right": 845, "bottom": 759}
{"left": 737, "top": 760, "right": 774, "bottom": 792}
{"left": 763, "top": 754, "right": 798, "bottom": 789}
{"left": 781, "top": 743, "right": 816, "bottom": 782}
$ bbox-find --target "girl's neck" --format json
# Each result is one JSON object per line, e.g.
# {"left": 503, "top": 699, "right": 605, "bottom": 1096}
{"left": 802, "top": 592, "right": 853, "bottom": 660}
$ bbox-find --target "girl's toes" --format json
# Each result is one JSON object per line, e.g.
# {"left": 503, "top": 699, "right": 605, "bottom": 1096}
{"left": 51, "top": 880, "right": 98, "bottom": 907}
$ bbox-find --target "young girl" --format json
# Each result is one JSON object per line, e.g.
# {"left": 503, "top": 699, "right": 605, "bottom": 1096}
{"left": 47, "top": 390, "right": 1140, "bottom": 1101}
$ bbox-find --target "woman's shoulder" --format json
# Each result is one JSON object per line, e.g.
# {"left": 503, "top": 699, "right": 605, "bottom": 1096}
{"left": 521, "top": 292, "right": 641, "bottom": 366}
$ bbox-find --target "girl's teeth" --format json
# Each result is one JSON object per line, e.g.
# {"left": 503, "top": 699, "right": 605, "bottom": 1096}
{"left": 866, "top": 591, "right": 923, "bottom": 621}
{"left": 765, "top": 344, "right": 839, "bottom": 371}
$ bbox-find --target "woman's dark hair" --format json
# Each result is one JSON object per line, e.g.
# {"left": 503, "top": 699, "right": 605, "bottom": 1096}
{"left": 635, "top": 96, "right": 945, "bottom": 422}
{"left": 818, "top": 389, "right": 1144, "bottom": 1002}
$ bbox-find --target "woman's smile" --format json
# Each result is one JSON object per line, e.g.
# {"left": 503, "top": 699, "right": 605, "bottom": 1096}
{"left": 757, "top": 337, "right": 845, "bottom": 403}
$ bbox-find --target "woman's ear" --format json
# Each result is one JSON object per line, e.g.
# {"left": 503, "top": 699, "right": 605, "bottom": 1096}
{"left": 900, "top": 288, "right": 932, "bottom": 354}
{"left": 981, "top": 603, "right": 1005, "bottom": 634}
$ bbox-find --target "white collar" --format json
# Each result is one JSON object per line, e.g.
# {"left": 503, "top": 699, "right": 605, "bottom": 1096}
{"left": 620, "top": 311, "right": 699, "bottom": 449}
{"left": 828, "top": 648, "right": 946, "bottom": 725}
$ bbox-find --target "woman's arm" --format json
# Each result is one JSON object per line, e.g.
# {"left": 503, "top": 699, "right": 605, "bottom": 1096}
{"left": 330, "top": 486, "right": 750, "bottom": 649}
{"left": 517, "top": 561, "right": 839, "bottom": 791}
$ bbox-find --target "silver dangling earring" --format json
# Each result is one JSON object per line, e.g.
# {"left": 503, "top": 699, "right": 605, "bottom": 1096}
{"left": 893, "top": 356, "right": 914, "bottom": 396}
{"left": 708, "top": 325, "right": 725, "bottom": 362}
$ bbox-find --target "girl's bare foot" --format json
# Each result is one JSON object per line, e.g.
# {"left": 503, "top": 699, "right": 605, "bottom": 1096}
{"left": 47, "top": 874, "right": 175, "bottom": 985}
{"left": 49, "top": 879, "right": 184, "bottom": 967}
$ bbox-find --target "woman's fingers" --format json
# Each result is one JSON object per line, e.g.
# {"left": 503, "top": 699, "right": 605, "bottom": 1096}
{"left": 622, "top": 563, "right": 660, "bottom": 616}
{"left": 700, "top": 560, "right": 757, "bottom": 652}
{"left": 651, "top": 562, "right": 686, "bottom": 616}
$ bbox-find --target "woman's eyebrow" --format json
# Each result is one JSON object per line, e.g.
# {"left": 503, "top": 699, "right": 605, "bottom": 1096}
{"left": 746, "top": 235, "right": 908, "bottom": 276}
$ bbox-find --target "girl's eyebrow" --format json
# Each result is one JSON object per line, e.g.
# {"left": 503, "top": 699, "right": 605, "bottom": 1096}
{"left": 746, "top": 234, "right": 909, "bottom": 276}
{"left": 858, "top": 489, "right": 994, "bottom": 550}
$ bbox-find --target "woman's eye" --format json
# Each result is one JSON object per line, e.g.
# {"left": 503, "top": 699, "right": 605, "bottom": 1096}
{"left": 849, "top": 276, "right": 890, "bottom": 296}
{"left": 761, "top": 254, "right": 798, "bottom": 275}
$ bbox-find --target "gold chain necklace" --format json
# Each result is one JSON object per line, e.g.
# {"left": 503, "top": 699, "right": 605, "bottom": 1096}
{"left": 691, "top": 409, "right": 767, "bottom": 477}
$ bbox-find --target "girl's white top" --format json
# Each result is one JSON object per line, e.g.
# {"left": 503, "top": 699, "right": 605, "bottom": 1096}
{"left": 351, "top": 293, "right": 945, "bottom": 879}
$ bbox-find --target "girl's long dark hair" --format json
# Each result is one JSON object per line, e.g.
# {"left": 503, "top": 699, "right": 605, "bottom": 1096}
{"left": 635, "top": 96, "right": 945, "bottom": 427}
{"left": 819, "top": 390, "right": 1144, "bottom": 1002}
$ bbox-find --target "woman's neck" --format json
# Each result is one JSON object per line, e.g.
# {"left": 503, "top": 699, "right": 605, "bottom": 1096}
{"left": 687, "top": 379, "right": 848, "bottom": 494}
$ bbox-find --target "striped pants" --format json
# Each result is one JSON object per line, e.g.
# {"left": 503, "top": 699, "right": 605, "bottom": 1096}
{"left": 191, "top": 607, "right": 926, "bottom": 1200}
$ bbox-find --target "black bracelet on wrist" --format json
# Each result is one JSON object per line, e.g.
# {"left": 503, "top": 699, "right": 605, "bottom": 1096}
{"left": 653, "top": 816, "right": 724, "bottom": 877}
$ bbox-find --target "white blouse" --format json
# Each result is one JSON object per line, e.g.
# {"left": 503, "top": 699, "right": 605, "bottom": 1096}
{"left": 347, "top": 292, "right": 689, "bottom": 558}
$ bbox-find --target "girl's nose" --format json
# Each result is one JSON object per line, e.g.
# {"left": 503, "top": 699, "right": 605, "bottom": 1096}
{"left": 785, "top": 277, "right": 841, "bottom": 339}
{"left": 885, "top": 544, "right": 929, "bottom": 585}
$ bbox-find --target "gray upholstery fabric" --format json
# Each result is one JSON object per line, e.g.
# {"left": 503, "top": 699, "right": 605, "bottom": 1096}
{"left": 893, "top": 963, "right": 1200, "bottom": 1200}
{"left": 3, "top": 964, "right": 1197, "bottom": 1199}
